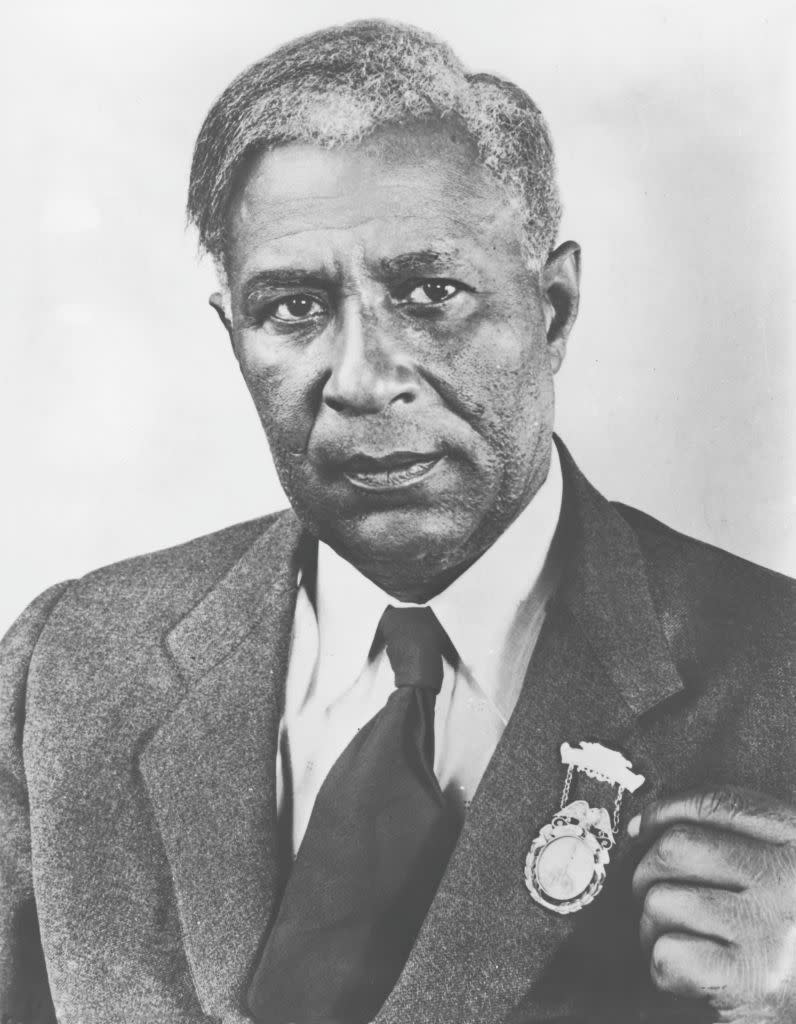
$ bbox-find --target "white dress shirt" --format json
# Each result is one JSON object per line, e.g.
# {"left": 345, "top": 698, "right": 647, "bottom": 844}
{"left": 277, "top": 446, "right": 564, "bottom": 855}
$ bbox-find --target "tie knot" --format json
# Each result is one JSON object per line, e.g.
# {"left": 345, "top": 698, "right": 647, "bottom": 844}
{"left": 378, "top": 606, "right": 446, "bottom": 694}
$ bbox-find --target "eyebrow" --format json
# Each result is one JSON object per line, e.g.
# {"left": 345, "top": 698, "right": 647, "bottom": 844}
{"left": 241, "top": 269, "right": 331, "bottom": 301}
{"left": 377, "top": 249, "right": 461, "bottom": 279}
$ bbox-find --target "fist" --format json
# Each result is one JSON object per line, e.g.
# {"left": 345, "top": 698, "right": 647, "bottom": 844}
{"left": 629, "top": 787, "right": 796, "bottom": 1022}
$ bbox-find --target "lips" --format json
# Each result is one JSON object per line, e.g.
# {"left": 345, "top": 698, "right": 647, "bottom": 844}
{"left": 341, "top": 451, "right": 443, "bottom": 491}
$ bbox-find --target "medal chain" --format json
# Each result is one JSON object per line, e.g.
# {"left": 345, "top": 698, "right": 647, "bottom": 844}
{"left": 559, "top": 765, "right": 626, "bottom": 836}
{"left": 559, "top": 764, "right": 575, "bottom": 809}
{"left": 612, "top": 786, "right": 625, "bottom": 834}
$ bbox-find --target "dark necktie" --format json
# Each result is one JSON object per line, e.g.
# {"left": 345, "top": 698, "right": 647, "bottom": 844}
{"left": 247, "top": 605, "right": 460, "bottom": 1024}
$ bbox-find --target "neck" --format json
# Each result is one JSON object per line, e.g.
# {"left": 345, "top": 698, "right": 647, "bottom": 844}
{"left": 361, "top": 552, "right": 483, "bottom": 604}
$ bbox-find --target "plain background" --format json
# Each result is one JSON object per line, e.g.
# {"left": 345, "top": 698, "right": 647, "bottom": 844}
{"left": 1, "top": 0, "right": 794, "bottom": 632}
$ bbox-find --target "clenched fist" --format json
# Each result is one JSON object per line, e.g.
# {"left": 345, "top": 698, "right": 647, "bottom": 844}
{"left": 629, "top": 787, "right": 796, "bottom": 1022}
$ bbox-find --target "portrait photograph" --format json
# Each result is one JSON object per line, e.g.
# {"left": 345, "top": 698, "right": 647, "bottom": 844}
{"left": 1, "top": 2, "right": 794, "bottom": 1022}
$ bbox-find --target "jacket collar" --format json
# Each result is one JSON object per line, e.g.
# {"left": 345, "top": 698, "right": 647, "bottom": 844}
{"left": 553, "top": 436, "right": 683, "bottom": 716}
{"left": 140, "top": 438, "right": 683, "bottom": 1020}
{"left": 164, "top": 511, "right": 306, "bottom": 684}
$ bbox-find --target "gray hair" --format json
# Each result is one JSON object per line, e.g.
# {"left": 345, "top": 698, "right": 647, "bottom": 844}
{"left": 187, "top": 20, "right": 561, "bottom": 269}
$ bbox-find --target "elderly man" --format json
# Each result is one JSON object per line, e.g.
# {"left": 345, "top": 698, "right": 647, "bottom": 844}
{"left": 1, "top": 19, "right": 794, "bottom": 1024}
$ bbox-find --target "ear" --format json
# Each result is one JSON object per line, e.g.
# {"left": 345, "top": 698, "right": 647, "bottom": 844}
{"left": 209, "top": 292, "right": 235, "bottom": 351}
{"left": 541, "top": 241, "right": 581, "bottom": 374}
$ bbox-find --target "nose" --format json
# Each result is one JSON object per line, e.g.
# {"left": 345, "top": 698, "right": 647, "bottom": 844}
{"left": 322, "top": 299, "right": 418, "bottom": 415}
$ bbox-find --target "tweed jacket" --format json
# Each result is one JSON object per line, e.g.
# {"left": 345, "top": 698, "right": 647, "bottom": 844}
{"left": 1, "top": 444, "right": 794, "bottom": 1024}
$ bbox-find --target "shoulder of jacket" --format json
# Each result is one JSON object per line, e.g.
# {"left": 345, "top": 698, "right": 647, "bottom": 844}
{"left": 611, "top": 500, "right": 795, "bottom": 643}
{"left": 32, "top": 509, "right": 297, "bottom": 632}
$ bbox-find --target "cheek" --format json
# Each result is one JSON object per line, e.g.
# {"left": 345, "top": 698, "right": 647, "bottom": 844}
{"left": 439, "top": 311, "right": 552, "bottom": 502}
{"left": 443, "top": 309, "right": 550, "bottom": 431}
{"left": 235, "top": 335, "right": 319, "bottom": 450}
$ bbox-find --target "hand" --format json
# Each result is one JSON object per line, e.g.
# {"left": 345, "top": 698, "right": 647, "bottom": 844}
{"left": 628, "top": 787, "right": 796, "bottom": 1022}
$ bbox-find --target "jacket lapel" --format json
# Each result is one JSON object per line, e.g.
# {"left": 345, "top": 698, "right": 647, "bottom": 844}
{"left": 377, "top": 441, "right": 684, "bottom": 1024}
{"left": 139, "top": 511, "right": 306, "bottom": 1018}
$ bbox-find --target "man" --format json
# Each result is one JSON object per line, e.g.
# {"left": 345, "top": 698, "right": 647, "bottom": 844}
{"left": 1, "top": 19, "right": 794, "bottom": 1024}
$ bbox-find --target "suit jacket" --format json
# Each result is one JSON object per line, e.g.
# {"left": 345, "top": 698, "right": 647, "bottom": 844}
{"left": 1, "top": 443, "right": 794, "bottom": 1024}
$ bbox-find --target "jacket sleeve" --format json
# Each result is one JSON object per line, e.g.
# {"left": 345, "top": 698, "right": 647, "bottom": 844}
{"left": 0, "top": 584, "right": 71, "bottom": 1024}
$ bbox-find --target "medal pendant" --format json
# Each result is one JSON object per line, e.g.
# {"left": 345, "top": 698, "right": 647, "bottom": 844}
{"left": 524, "top": 741, "right": 645, "bottom": 915}
{"left": 524, "top": 799, "right": 612, "bottom": 913}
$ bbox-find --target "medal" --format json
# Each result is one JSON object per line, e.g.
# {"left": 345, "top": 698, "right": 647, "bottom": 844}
{"left": 524, "top": 741, "right": 645, "bottom": 914}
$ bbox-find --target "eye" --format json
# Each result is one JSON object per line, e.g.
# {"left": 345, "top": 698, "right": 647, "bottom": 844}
{"left": 266, "top": 294, "right": 326, "bottom": 323}
{"left": 402, "top": 279, "right": 467, "bottom": 305}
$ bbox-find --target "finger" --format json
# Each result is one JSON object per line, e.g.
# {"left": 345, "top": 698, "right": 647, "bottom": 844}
{"left": 639, "top": 882, "right": 740, "bottom": 955}
{"left": 628, "top": 787, "right": 796, "bottom": 844}
{"left": 649, "top": 932, "right": 734, "bottom": 1000}
{"left": 632, "top": 823, "right": 772, "bottom": 898}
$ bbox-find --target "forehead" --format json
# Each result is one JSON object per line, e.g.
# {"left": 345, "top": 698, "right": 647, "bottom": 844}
{"left": 224, "top": 123, "right": 527, "bottom": 278}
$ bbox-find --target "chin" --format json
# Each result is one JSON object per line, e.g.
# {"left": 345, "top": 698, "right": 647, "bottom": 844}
{"left": 329, "top": 505, "right": 477, "bottom": 572}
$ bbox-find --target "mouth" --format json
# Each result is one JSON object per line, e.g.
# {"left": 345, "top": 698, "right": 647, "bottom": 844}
{"left": 341, "top": 451, "right": 443, "bottom": 491}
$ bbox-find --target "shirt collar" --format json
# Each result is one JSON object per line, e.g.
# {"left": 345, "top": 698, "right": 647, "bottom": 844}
{"left": 310, "top": 445, "right": 563, "bottom": 716}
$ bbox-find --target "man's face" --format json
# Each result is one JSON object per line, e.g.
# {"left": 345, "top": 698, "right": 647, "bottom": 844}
{"left": 219, "top": 122, "right": 577, "bottom": 597}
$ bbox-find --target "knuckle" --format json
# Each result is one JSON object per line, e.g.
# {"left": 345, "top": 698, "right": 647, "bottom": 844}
{"left": 631, "top": 856, "right": 653, "bottom": 898}
{"left": 643, "top": 882, "right": 670, "bottom": 920}
{"left": 650, "top": 936, "right": 676, "bottom": 990}
{"left": 655, "top": 825, "right": 691, "bottom": 869}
